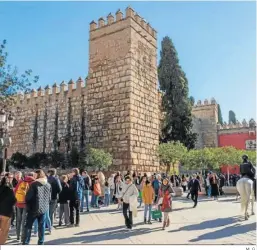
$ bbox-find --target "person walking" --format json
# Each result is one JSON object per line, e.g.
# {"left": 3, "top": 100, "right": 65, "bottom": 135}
{"left": 58, "top": 175, "right": 70, "bottom": 226}
{"left": 121, "top": 176, "right": 138, "bottom": 230}
{"left": 187, "top": 177, "right": 193, "bottom": 199}
{"left": 69, "top": 168, "right": 84, "bottom": 227}
{"left": 81, "top": 171, "right": 91, "bottom": 212}
{"left": 23, "top": 170, "right": 51, "bottom": 245}
{"left": 190, "top": 174, "right": 201, "bottom": 208}
{"left": 152, "top": 174, "right": 161, "bottom": 203}
{"left": 181, "top": 175, "right": 187, "bottom": 192}
{"left": 138, "top": 176, "right": 146, "bottom": 208}
{"left": 47, "top": 169, "right": 62, "bottom": 227}
{"left": 115, "top": 175, "right": 124, "bottom": 209}
{"left": 108, "top": 174, "right": 115, "bottom": 204}
{"left": 142, "top": 180, "right": 154, "bottom": 224}
{"left": 206, "top": 173, "right": 211, "bottom": 198}
{"left": 159, "top": 178, "right": 174, "bottom": 230}
{"left": 0, "top": 174, "right": 17, "bottom": 245}
{"left": 14, "top": 172, "right": 35, "bottom": 241}
{"left": 104, "top": 181, "right": 111, "bottom": 207}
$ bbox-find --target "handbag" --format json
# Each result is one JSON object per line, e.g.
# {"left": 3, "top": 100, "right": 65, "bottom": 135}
{"left": 151, "top": 209, "right": 162, "bottom": 219}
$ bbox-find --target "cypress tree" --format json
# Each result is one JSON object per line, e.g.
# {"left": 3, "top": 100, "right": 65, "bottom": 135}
{"left": 158, "top": 36, "right": 197, "bottom": 149}
{"left": 229, "top": 110, "right": 236, "bottom": 124}
{"left": 218, "top": 104, "right": 223, "bottom": 125}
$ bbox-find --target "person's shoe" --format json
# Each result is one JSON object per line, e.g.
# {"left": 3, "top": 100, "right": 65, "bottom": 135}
{"left": 158, "top": 218, "right": 162, "bottom": 223}
{"left": 17, "top": 237, "right": 20, "bottom": 241}
{"left": 87, "top": 209, "right": 90, "bottom": 212}
{"left": 148, "top": 220, "right": 152, "bottom": 224}
{"left": 58, "top": 222, "right": 62, "bottom": 227}
{"left": 144, "top": 218, "right": 147, "bottom": 224}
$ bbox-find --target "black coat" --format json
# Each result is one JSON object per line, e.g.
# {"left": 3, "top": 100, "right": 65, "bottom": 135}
{"left": 58, "top": 182, "right": 70, "bottom": 203}
{"left": 190, "top": 179, "right": 201, "bottom": 193}
{"left": 0, "top": 185, "right": 16, "bottom": 217}
{"left": 47, "top": 176, "right": 62, "bottom": 200}
{"left": 26, "top": 178, "right": 51, "bottom": 216}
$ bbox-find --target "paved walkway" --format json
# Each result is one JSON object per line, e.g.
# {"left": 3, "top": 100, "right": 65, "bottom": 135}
{"left": 7, "top": 195, "right": 256, "bottom": 245}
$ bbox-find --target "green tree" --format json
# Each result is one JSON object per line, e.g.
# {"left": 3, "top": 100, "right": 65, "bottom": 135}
{"left": 86, "top": 148, "right": 113, "bottom": 171}
{"left": 158, "top": 36, "right": 197, "bottom": 149}
{"left": 157, "top": 141, "right": 187, "bottom": 185}
{"left": 0, "top": 40, "right": 39, "bottom": 107}
{"left": 228, "top": 110, "right": 236, "bottom": 124}
{"left": 217, "top": 104, "right": 223, "bottom": 125}
{"left": 9, "top": 152, "right": 28, "bottom": 169}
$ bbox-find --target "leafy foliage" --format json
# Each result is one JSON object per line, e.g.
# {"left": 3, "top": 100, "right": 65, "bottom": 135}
{"left": 0, "top": 40, "right": 39, "bottom": 107}
{"left": 158, "top": 141, "right": 187, "bottom": 174}
{"left": 86, "top": 148, "right": 113, "bottom": 171}
{"left": 158, "top": 36, "right": 197, "bottom": 149}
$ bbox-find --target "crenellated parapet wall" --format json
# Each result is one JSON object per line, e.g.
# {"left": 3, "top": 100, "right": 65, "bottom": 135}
{"left": 14, "top": 77, "right": 86, "bottom": 109}
{"left": 89, "top": 7, "right": 157, "bottom": 39}
{"left": 217, "top": 119, "right": 256, "bottom": 135}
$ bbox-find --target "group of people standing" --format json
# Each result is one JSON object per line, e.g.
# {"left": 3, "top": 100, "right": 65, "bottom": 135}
{"left": 0, "top": 168, "right": 92, "bottom": 245}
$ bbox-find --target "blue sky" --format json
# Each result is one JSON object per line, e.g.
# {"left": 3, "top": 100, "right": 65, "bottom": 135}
{"left": 0, "top": 1, "right": 256, "bottom": 122}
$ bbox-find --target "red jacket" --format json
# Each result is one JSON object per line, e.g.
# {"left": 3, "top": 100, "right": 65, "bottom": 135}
{"left": 14, "top": 176, "right": 35, "bottom": 208}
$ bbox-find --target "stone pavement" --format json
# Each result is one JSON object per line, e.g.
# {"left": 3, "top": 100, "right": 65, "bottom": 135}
{"left": 7, "top": 195, "right": 256, "bottom": 245}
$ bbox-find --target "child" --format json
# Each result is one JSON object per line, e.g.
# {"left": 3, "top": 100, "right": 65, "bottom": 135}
{"left": 104, "top": 181, "right": 110, "bottom": 207}
{"left": 93, "top": 178, "right": 101, "bottom": 209}
{"left": 142, "top": 180, "right": 155, "bottom": 224}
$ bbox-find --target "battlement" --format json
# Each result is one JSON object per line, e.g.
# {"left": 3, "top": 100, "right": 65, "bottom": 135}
{"left": 193, "top": 98, "right": 217, "bottom": 108}
{"left": 89, "top": 6, "right": 157, "bottom": 39}
{"left": 15, "top": 77, "right": 86, "bottom": 107}
{"left": 218, "top": 119, "right": 256, "bottom": 130}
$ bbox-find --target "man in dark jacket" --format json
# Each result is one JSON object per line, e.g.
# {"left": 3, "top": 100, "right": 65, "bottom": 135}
{"left": 80, "top": 170, "right": 91, "bottom": 212}
{"left": 240, "top": 155, "right": 256, "bottom": 199}
{"left": 69, "top": 168, "right": 84, "bottom": 227}
{"left": 190, "top": 174, "right": 201, "bottom": 208}
{"left": 47, "top": 169, "right": 62, "bottom": 226}
{"left": 23, "top": 170, "right": 51, "bottom": 245}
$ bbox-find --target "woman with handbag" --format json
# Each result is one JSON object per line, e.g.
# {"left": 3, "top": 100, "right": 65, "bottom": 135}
{"left": 159, "top": 178, "right": 175, "bottom": 230}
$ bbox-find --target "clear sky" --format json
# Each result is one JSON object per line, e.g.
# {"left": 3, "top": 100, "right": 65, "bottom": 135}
{"left": 0, "top": 1, "right": 256, "bottom": 122}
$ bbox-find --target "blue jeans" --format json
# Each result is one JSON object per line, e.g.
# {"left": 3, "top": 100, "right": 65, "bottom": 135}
{"left": 91, "top": 193, "right": 95, "bottom": 207}
{"left": 81, "top": 190, "right": 90, "bottom": 211}
{"left": 33, "top": 209, "right": 51, "bottom": 234}
{"left": 23, "top": 213, "right": 47, "bottom": 245}
{"left": 207, "top": 186, "right": 212, "bottom": 197}
{"left": 144, "top": 204, "right": 152, "bottom": 221}
{"left": 95, "top": 195, "right": 99, "bottom": 208}
{"left": 104, "top": 194, "right": 110, "bottom": 206}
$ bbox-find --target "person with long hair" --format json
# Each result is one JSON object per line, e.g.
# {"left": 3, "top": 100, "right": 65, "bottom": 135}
{"left": 209, "top": 172, "right": 219, "bottom": 200}
{"left": 158, "top": 178, "right": 175, "bottom": 230}
{"left": 0, "top": 174, "right": 16, "bottom": 244}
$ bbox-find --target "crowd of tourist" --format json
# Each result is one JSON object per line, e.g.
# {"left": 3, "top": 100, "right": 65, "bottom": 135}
{"left": 0, "top": 168, "right": 242, "bottom": 245}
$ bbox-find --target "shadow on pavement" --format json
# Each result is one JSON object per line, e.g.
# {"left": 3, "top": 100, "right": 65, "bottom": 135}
{"left": 168, "top": 216, "right": 241, "bottom": 233}
{"left": 189, "top": 222, "right": 256, "bottom": 242}
{"left": 45, "top": 227, "right": 162, "bottom": 245}
{"left": 74, "top": 222, "right": 145, "bottom": 236}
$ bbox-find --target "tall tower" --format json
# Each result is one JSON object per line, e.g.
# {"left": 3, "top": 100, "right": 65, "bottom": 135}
{"left": 192, "top": 98, "right": 219, "bottom": 148}
{"left": 86, "top": 7, "right": 159, "bottom": 172}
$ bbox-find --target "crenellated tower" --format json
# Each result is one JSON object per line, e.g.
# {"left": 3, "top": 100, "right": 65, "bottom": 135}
{"left": 86, "top": 7, "right": 159, "bottom": 172}
{"left": 192, "top": 98, "right": 219, "bottom": 148}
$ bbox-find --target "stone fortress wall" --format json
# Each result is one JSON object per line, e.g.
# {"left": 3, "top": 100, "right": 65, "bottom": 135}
{"left": 9, "top": 7, "right": 160, "bottom": 172}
